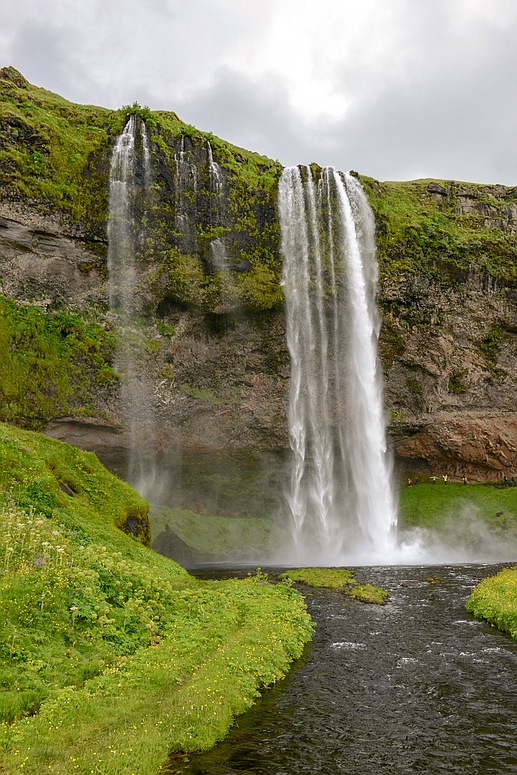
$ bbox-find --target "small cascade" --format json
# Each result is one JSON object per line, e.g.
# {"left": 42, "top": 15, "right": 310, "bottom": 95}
{"left": 279, "top": 165, "right": 396, "bottom": 563}
{"left": 140, "top": 121, "right": 152, "bottom": 189}
{"left": 207, "top": 141, "right": 223, "bottom": 202}
{"left": 174, "top": 136, "right": 198, "bottom": 251}
{"left": 107, "top": 115, "right": 137, "bottom": 316}
{"left": 206, "top": 141, "right": 227, "bottom": 269}
{"left": 108, "top": 116, "right": 157, "bottom": 498}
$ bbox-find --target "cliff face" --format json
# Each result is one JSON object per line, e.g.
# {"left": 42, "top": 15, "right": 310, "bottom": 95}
{"left": 2, "top": 66, "right": 517, "bottom": 506}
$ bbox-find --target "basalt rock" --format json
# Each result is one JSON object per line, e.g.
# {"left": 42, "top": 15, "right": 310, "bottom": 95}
{"left": 2, "top": 71, "right": 517, "bottom": 494}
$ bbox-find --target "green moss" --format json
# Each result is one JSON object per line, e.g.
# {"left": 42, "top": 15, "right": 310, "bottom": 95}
{"left": 177, "top": 384, "right": 223, "bottom": 404}
{"left": 0, "top": 295, "right": 116, "bottom": 428}
{"left": 476, "top": 323, "right": 507, "bottom": 379}
{"left": 280, "top": 568, "right": 389, "bottom": 604}
{"left": 466, "top": 567, "right": 517, "bottom": 640}
{"left": 448, "top": 369, "right": 467, "bottom": 394}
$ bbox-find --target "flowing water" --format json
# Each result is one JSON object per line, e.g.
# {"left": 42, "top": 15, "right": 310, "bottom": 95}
{"left": 107, "top": 116, "right": 156, "bottom": 495}
{"left": 167, "top": 563, "right": 517, "bottom": 775}
{"left": 279, "top": 167, "right": 396, "bottom": 564}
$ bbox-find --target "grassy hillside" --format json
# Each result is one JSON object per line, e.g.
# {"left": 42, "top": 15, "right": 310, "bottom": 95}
{"left": 150, "top": 505, "right": 289, "bottom": 562}
{"left": 0, "top": 422, "right": 313, "bottom": 774}
{"left": 361, "top": 176, "right": 517, "bottom": 286}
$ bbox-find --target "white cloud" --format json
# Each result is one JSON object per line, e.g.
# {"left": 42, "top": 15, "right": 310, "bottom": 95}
{"left": 1, "top": 0, "right": 517, "bottom": 182}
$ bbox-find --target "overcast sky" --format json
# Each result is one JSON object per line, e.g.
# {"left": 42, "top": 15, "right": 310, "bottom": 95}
{"left": 1, "top": 0, "right": 517, "bottom": 184}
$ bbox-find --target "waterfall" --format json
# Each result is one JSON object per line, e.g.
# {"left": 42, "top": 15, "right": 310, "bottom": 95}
{"left": 207, "top": 141, "right": 228, "bottom": 270}
{"left": 174, "top": 136, "right": 198, "bottom": 251}
{"left": 108, "top": 115, "right": 137, "bottom": 316}
{"left": 279, "top": 165, "right": 396, "bottom": 563}
{"left": 108, "top": 116, "right": 156, "bottom": 498}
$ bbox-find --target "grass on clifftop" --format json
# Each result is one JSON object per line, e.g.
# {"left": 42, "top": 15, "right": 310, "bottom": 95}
{"left": 466, "top": 567, "right": 517, "bottom": 640}
{"left": 0, "top": 422, "right": 313, "bottom": 774}
{"left": 280, "top": 568, "right": 389, "bottom": 604}
{"left": 361, "top": 176, "right": 517, "bottom": 285}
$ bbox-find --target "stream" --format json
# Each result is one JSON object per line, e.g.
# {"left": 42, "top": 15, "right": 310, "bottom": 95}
{"left": 166, "top": 563, "right": 517, "bottom": 775}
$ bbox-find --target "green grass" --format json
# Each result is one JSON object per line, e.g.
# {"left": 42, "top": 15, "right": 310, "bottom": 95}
{"left": 0, "top": 422, "right": 313, "bottom": 774}
{"left": 361, "top": 176, "right": 517, "bottom": 287}
{"left": 150, "top": 506, "right": 289, "bottom": 561}
{"left": 280, "top": 568, "right": 389, "bottom": 604}
{"left": 399, "top": 482, "right": 517, "bottom": 538}
{"left": 466, "top": 567, "right": 517, "bottom": 640}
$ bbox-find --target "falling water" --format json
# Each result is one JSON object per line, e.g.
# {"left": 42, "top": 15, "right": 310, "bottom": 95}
{"left": 174, "top": 136, "right": 198, "bottom": 251}
{"left": 279, "top": 165, "right": 396, "bottom": 563}
{"left": 108, "top": 115, "right": 137, "bottom": 315}
{"left": 207, "top": 141, "right": 228, "bottom": 270}
{"left": 107, "top": 116, "right": 156, "bottom": 497}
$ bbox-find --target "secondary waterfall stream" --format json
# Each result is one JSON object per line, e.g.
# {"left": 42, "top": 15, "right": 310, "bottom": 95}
{"left": 107, "top": 115, "right": 155, "bottom": 495}
{"left": 279, "top": 166, "right": 396, "bottom": 564}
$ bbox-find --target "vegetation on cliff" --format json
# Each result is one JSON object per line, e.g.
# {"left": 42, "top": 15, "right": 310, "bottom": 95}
{"left": 0, "top": 295, "right": 117, "bottom": 429}
{"left": 0, "top": 422, "right": 313, "bottom": 774}
{"left": 0, "top": 66, "right": 283, "bottom": 313}
{"left": 466, "top": 567, "right": 517, "bottom": 640}
{"left": 4, "top": 65, "right": 516, "bottom": 322}
{"left": 361, "top": 176, "right": 517, "bottom": 287}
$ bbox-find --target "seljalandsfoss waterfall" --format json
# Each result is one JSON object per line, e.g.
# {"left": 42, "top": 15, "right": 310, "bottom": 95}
{"left": 108, "top": 116, "right": 157, "bottom": 497}
{"left": 108, "top": 123, "right": 398, "bottom": 563}
{"left": 279, "top": 165, "right": 397, "bottom": 564}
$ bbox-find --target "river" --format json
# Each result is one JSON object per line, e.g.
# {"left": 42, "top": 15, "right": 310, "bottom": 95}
{"left": 165, "top": 563, "right": 517, "bottom": 774}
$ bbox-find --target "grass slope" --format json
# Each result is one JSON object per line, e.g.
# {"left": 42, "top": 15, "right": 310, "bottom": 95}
{"left": 399, "top": 482, "right": 517, "bottom": 538}
{"left": 466, "top": 567, "right": 517, "bottom": 640}
{"left": 0, "top": 422, "right": 313, "bottom": 774}
{"left": 150, "top": 505, "right": 289, "bottom": 561}
{"left": 361, "top": 176, "right": 517, "bottom": 286}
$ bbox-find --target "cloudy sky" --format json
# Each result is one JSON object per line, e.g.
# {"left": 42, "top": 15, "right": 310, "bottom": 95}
{"left": 1, "top": 0, "right": 517, "bottom": 184}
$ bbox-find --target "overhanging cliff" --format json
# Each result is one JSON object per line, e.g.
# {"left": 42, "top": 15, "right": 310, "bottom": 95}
{"left": 2, "top": 66, "right": 517, "bottom": 494}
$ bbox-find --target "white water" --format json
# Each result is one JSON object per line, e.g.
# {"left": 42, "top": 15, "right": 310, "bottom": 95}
{"left": 207, "top": 141, "right": 228, "bottom": 269}
{"left": 174, "top": 136, "right": 198, "bottom": 250}
{"left": 108, "top": 117, "right": 157, "bottom": 498}
{"left": 279, "top": 166, "right": 397, "bottom": 564}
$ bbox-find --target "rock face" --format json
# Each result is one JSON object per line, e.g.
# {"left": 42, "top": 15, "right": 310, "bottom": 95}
{"left": 2, "top": 68, "right": 517, "bottom": 502}
{"left": 0, "top": 204, "right": 106, "bottom": 309}
{"left": 381, "top": 270, "right": 517, "bottom": 477}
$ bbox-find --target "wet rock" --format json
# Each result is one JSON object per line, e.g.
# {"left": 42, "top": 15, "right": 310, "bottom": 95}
{"left": 152, "top": 524, "right": 195, "bottom": 568}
